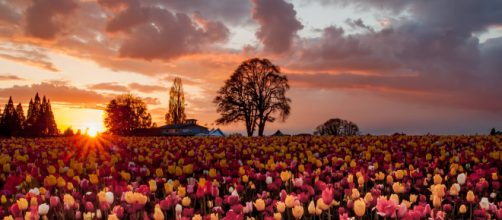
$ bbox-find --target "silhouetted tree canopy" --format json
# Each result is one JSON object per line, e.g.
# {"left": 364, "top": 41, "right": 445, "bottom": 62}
{"left": 0, "top": 97, "right": 23, "bottom": 136}
{"left": 165, "top": 77, "right": 186, "bottom": 125}
{"left": 63, "top": 127, "right": 75, "bottom": 136}
{"left": 314, "top": 118, "right": 360, "bottom": 136}
{"left": 3, "top": 93, "right": 60, "bottom": 137}
{"left": 491, "top": 128, "right": 501, "bottom": 135}
{"left": 104, "top": 94, "right": 152, "bottom": 135}
{"left": 214, "top": 58, "right": 291, "bottom": 136}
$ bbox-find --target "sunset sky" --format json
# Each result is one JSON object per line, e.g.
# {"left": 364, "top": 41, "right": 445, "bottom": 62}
{"left": 0, "top": 0, "right": 501, "bottom": 135}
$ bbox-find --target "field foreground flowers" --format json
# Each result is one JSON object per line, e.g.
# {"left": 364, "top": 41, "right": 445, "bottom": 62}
{"left": 0, "top": 135, "right": 501, "bottom": 220}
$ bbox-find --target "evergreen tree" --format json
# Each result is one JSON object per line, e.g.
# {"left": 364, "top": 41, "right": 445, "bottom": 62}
{"left": 16, "top": 103, "right": 25, "bottom": 129}
{"left": 24, "top": 93, "right": 58, "bottom": 136}
{"left": 42, "top": 98, "right": 58, "bottom": 136}
{"left": 0, "top": 97, "right": 22, "bottom": 136}
{"left": 25, "top": 94, "right": 42, "bottom": 136}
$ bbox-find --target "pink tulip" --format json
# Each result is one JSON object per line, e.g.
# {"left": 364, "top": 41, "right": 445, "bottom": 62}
{"left": 159, "top": 198, "right": 172, "bottom": 210}
{"left": 339, "top": 213, "right": 350, "bottom": 220}
{"left": 376, "top": 197, "right": 397, "bottom": 218}
{"left": 196, "top": 187, "right": 205, "bottom": 199}
{"left": 495, "top": 208, "right": 502, "bottom": 219}
{"left": 112, "top": 205, "right": 124, "bottom": 218}
{"left": 293, "top": 178, "right": 303, "bottom": 187}
{"left": 321, "top": 187, "right": 334, "bottom": 205}
{"left": 50, "top": 196, "right": 59, "bottom": 208}
{"left": 9, "top": 203, "right": 22, "bottom": 217}
{"left": 182, "top": 208, "right": 194, "bottom": 217}
{"left": 397, "top": 202, "right": 408, "bottom": 218}
{"left": 85, "top": 201, "right": 94, "bottom": 212}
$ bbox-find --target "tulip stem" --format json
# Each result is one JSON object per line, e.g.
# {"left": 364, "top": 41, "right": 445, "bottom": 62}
{"left": 469, "top": 203, "right": 472, "bottom": 220}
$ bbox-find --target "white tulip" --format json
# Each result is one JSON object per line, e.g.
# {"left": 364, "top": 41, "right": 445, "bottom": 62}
{"left": 490, "top": 192, "right": 496, "bottom": 199}
{"left": 105, "top": 192, "right": 114, "bottom": 205}
{"left": 96, "top": 209, "right": 102, "bottom": 219}
{"left": 29, "top": 188, "right": 40, "bottom": 196}
{"left": 479, "top": 197, "right": 490, "bottom": 210}
{"left": 457, "top": 173, "right": 466, "bottom": 185}
{"left": 38, "top": 203, "right": 50, "bottom": 215}
{"left": 175, "top": 204, "right": 183, "bottom": 213}
{"left": 266, "top": 176, "right": 273, "bottom": 185}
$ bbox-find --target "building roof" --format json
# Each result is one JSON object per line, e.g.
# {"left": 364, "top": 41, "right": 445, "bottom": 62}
{"left": 158, "top": 119, "right": 209, "bottom": 136}
{"left": 209, "top": 128, "right": 225, "bottom": 136}
{"left": 272, "top": 130, "right": 286, "bottom": 136}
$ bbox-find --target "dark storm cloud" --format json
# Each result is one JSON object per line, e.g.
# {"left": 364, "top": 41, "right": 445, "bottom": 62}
{"left": 287, "top": 0, "right": 502, "bottom": 112}
{"left": 25, "top": 0, "right": 78, "bottom": 39}
{"left": 252, "top": 0, "right": 303, "bottom": 53}
{"left": 98, "top": 0, "right": 230, "bottom": 61}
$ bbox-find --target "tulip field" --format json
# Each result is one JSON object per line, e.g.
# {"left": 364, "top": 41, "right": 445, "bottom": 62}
{"left": 0, "top": 135, "right": 501, "bottom": 220}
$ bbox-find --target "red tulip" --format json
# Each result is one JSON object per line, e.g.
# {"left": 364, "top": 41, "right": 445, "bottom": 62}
{"left": 50, "top": 196, "right": 59, "bottom": 208}
{"left": 321, "top": 187, "right": 334, "bottom": 205}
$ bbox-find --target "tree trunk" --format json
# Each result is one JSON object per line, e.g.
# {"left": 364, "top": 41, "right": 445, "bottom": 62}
{"left": 258, "top": 121, "right": 265, "bottom": 137}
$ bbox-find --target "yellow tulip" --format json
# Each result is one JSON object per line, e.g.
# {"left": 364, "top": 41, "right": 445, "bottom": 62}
{"left": 357, "top": 176, "right": 364, "bottom": 186}
{"left": 108, "top": 214, "right": 119, "bottom": 220}
{"left": 353, "top": 199, "right": 366, "bottom": 217}
{"left": 316, "top": 198, "right": 329, "bottom": 211}
{"left": 210, "top": 213, "right": 219, "bottom": 220}
{"left": 459, "top": 204, "right": 467, "bottom": 214}
{"left": 364, "top": 193, "right": 373, "bottom": 204}
{"left": 466, "top": 190, "right": 475, "bottom": 203}
{"left": 273, "top": 213, "right": 282, "bottom": 220}
{"left": 292, "top": 205, "right": 304, "bottom": 219}
{"left": 285, "top": 195, "right": 295, "bottom": 208}
{"left": 409, "top": 194, "right": 417, "bottom": 203}
{"left": 208, "top": 168, "right": 217, "bottom": 178}
{"left": 386, "top": 175, "right": 394, "bottom": 184}
{"left": 395, "top": 170, "right": 404, "bottom": 180}
{"left": 178, "top": 186, "right": 186, "bottom": 197}
{"left": 276, "top": 201, "right": 286, "bottom": 213}
{"left": 347, "top": 174, "right": 354, "bottom": 183}
{"left": 432, "top": 195, "right": 442, "bottom": 208}
{"left": 433, "top": 174, "right": 442, "bottom": 185}
{"left": 390, "top": 194, "right": 400, "bottom": 204}
{"left": 351, "top": 188, "right": 360, "bottom": 199}
{"left": 149, "top": 180, "right": 157, "bottom": 192}
{"left": 280, "top": 171, "right": 292, "bottom": 182}
{"left": 254, "top": 199, "right": 265, "bottom": 211}
{"left": 182, "top": 197, "right": 191, "bottom": 207}
{"left": 449, "top": 184, "right": 459, "bottom": 196}
{"left": 17, "top": 198, "right": 28, "bottom": 210}
{"left": 308, "top": 201, "right": 315, "bottom": 214}
{"left": 47, "top": 165, "right": 56, "bottom": 174}
{"left": 44, "top": 175, "right": 57, "bottom": 186}
{"left": 153, "top": 205, "right": 164, "bottom": 220}
{"left": 155, "top": 168, "right": 163, "bottom": 178}
{"left": 164, "top": 182, "right": 173, "bottom": 194}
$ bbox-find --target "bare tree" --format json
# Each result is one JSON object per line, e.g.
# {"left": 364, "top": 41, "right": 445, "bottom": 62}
{"left": 214, "top": 58, "right": 291, "bottom": 136}
{"left": 165, "top": 77, "right": 186, "bottom": 125}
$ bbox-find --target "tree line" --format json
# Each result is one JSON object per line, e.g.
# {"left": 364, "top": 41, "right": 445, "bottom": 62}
{"left": 0, "top": 93, "right": 58, "bottom": 137}
{"left": 103, "top": 58, "right": 360, "bottom": 137}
